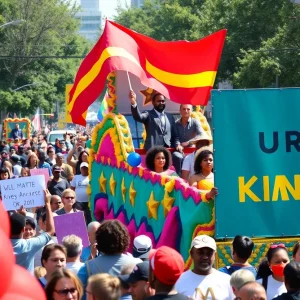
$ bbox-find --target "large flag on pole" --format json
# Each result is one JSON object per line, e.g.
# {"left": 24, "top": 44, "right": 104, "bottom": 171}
{"left": 69, "top": 20, "right": 227, "bottom": 125}
{"left": 32, "top": 108, "right": 41, "bottom": 132}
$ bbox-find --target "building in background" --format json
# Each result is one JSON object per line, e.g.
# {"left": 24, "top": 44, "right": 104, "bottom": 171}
{"left": 75, "top": 0, "right": 102, "bottom": 42}
{"left": 131, "top": 0, "right": 144, "bottom": 8}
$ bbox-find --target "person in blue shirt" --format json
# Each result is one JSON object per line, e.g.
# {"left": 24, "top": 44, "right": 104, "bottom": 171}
{"left": 219, "top": 235, "right": 257, "bottom": 277}
{"left": 38, "top": 150, "right": 52, "bottom": 176}
{"left": 10, "top": 189, "right": 55, "bottom": 274}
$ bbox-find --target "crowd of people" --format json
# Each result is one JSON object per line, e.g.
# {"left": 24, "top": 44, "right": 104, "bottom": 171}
{"left": 4, "top": 90, "right": 300, "bottom": 300}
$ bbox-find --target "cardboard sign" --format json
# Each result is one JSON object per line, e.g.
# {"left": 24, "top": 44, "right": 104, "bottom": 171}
{"left": 54, "top": 212, "right": 89, "bottom": 247}
{"left": 30, "top": 168, "right": 50, "bottom": 186}
{"left": 0, "top": 175, "right": 46, "bottom": 210}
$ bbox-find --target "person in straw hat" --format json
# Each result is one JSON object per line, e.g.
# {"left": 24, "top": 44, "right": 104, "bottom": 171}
{"left": 181, "top": 132, "right": 213, "bottom": 181}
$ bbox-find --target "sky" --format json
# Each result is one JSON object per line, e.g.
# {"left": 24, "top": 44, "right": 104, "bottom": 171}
{"left": 100, "top": 0, "right": 130, "bottom": 19}
{"left": 73, "top": 0, "right": 130, "bottom": 19}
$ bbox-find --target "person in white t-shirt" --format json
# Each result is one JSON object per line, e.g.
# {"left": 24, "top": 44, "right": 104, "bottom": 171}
{"left": 62, "top": 234, "right": 84, "bottom": 275}
{"left": 71, "top": 162, "right": 91, "bottom": 223}
{"left": 175, "top": 235, "right": 234, "bottom": 299}
{"left": 71, "top": 162, "right": 89, "bottom": 203}
{"left": 256, "top": 244, "right": 289, "bottom": 299}
{"left": 181, "top": 134, "right": 212, "bottom": 182}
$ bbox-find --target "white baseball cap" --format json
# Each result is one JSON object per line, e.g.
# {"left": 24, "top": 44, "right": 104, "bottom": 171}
{"left": 80, "top": 162, "right": 89, "bottom": 168}
{"left": 133, "top": 235, "right": 152, "bottom": 259}
{"left": 190, "top": 235, "right": 216, "bottom": 251}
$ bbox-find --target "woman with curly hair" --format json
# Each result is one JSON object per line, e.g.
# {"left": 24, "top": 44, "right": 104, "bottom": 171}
{"left": 145, "top": 146, "right": 178, "bottom": 176}
{"left": 189, "top": 148, "right": 218, "bottom": 200}
{"left": 78, "top": 220, "right": 141, "bottom": 290}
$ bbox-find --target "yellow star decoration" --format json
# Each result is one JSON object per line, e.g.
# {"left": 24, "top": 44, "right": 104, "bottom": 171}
{"left": 161, "top": 191, "right": 175, "bottom": 217}
{"left": 146, "top": 192, "right": 160, "bottom": 220}
{"left": 165, "top": 178, "right": 175, "bottom": 193}
{"left": 99, "top": 171, "right": 107, "bottom": 193}
{"left": 109, "top": 173, "right": 116, "bottom": 196}
{"left": 140, "top": 87, "right": 154, "bottom": 106}
{"left": 129, "top": 182, "right": 136, "bottom": 207}
{"left": 121, "top": 178, "right": 126, "bottom": 203}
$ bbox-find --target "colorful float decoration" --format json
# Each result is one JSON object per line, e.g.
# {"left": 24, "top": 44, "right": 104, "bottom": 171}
{"left": 2, "top": 118, "right": 31, "bottom": 142}
{"left": 88, "top": 72, "right": 214, "bottom": 269}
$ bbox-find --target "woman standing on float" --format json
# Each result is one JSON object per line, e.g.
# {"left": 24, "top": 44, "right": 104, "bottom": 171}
{"left": 189, "top": 149, "right": 218, "bottom": 200}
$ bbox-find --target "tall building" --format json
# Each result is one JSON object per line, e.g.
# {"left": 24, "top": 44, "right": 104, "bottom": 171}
{"left": 131, "top": 0, "right": 144, "bottom": 8}
{"left": 75, "top": 0, "right": 102, "bottom": 42}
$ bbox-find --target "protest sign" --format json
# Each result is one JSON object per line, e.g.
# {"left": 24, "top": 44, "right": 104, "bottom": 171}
{"left": 54, "top": 212, "right": 89, "bottom": 247}
{"left": 213, "top": 88, "right": 300, "bottom": 238}
{"left": 0, "top": 175, "right": 45, "bottom": 210}
{"left": 30, "top": 168, "right": 50, "bottom": 186}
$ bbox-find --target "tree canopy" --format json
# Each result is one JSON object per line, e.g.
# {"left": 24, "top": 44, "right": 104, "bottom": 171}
{"left": 0, "top": 0, "right": 91, "bottom": 117}
{"left": 115, "top": 0, "right": 300, "bottom": 88}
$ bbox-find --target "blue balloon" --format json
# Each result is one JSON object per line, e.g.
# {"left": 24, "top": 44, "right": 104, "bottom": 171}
{"left": 127, "top": 152, "right": 141, "bottom": 167}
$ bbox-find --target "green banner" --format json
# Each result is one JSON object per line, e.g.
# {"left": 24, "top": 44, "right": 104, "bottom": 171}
{"left": 213, "top": 88, "right": 300, "bottom": 238}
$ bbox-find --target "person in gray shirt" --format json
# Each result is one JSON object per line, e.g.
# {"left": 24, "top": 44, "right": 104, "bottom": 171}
{"left": 173, "top": 104, "right": 204, "bottom": 176}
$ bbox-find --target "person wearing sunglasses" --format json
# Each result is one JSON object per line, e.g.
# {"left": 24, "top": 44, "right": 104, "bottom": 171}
{"left": 56, "top": 189, "right": 78, "bottom": 216}
{"left": 40, "top": 244, "right": 67, "bottom": 288}
{"left": 256, "top": 244, "right": 290, "bottom": 299}
{"left": 45, "top": 268, "right": 83, "bottom": 300}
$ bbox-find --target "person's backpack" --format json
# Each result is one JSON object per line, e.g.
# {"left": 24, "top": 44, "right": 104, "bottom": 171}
{"left": 225, "top": 266, "right": 235, "bottom": 275}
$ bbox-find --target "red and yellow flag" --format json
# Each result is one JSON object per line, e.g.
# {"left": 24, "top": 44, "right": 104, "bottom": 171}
{"left": 69, "top": 20, "right": 226, "bottom": 125}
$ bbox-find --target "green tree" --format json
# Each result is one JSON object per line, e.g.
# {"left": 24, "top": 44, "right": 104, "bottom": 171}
{"left": 233, "top": 2, "right": 300, "bottom": 88}
{"left": 0, "top": 0, "right": 91, "bottom": 117}
{"left": 115, "top": 0, "right": 204, "bottom": 41}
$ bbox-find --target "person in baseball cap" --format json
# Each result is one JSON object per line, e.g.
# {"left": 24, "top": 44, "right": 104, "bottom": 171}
{"left": 132, "top": 235, "right": 152, "bottom": 261}
{"left": 119, "top": 261, "right": 154, "bottom": 300}
{"left": 147, "top": 246, "right": 189, "bottom": 300}
{"left": 176, "top": 235, "right": 234, "bottom": 299}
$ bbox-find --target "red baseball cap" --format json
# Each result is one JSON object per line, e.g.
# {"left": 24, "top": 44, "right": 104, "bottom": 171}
{"left": 150, "top": 246, "right": 184, "bottom": 285}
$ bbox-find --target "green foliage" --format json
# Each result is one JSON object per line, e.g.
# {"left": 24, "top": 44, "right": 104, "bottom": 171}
{"left": 115, "top": 0, "right": 300, "bottom": 88}
{"left": 0, "top": 0, "right": 91, "bottom": 117}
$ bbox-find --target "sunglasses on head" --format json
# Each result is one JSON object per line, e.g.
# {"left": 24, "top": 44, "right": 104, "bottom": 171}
{"left": 55, "top": 288, "right": 77, "bottom": 296}
{"left": 270, "top": 243, "right": 286, "bottom": 249}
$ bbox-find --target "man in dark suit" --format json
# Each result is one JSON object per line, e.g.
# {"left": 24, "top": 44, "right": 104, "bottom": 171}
{"left": 129, "top": 90, "right": 182, "bottom": 153}
{"left": 11, "top": 123, "right": 23, "bottom": 139}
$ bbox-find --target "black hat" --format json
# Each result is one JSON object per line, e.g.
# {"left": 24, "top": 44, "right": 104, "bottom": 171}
{"left": 119, "top": 261, "right": 149, "bottom": 284}
{"left": 10, "top": 155, "right": 20, "bottom": 163}
{"left": 53, "top": 165, "right": 62, "bottom": 172}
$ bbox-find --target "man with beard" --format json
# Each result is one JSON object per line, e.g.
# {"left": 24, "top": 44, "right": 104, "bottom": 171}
{"left": 175, "top": 235, "right": 233, "bottom": 299}
{"left": 129, "top": 90, "right": 181, "bottom": 151}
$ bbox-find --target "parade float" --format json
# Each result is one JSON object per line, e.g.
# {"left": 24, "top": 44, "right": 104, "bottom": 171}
{"left": 2, "top": 118, "right": 31, "bottom": 142}
{"left": 85, "top": 72, "right": 214, "bottom": 269}
{"left": 67, "top": 20, "right": 300, "bottom": 269}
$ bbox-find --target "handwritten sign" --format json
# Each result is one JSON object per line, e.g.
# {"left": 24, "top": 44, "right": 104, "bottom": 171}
{"left": 0, "top": 175, "right": 45, "bottom": 210}
{"left": 54, "top": 212, "right": 89, "bottom": 247}
{"left": 30, "top": 168, "right": 50, "bottom": 186}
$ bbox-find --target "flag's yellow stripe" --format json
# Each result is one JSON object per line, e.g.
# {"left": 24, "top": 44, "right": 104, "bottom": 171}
{"left": 70, "top": 46, "right": 216, "bottom": 111}
{"left": 69, "top": 47, "right": 140, "bottom": 111}
{"left": 145, "top": 60, "right": 216, "bottom": 88}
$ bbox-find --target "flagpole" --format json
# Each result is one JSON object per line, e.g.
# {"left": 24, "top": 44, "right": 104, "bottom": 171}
{"left": 126, "top": 71, "right": 132, "bottom": 90}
